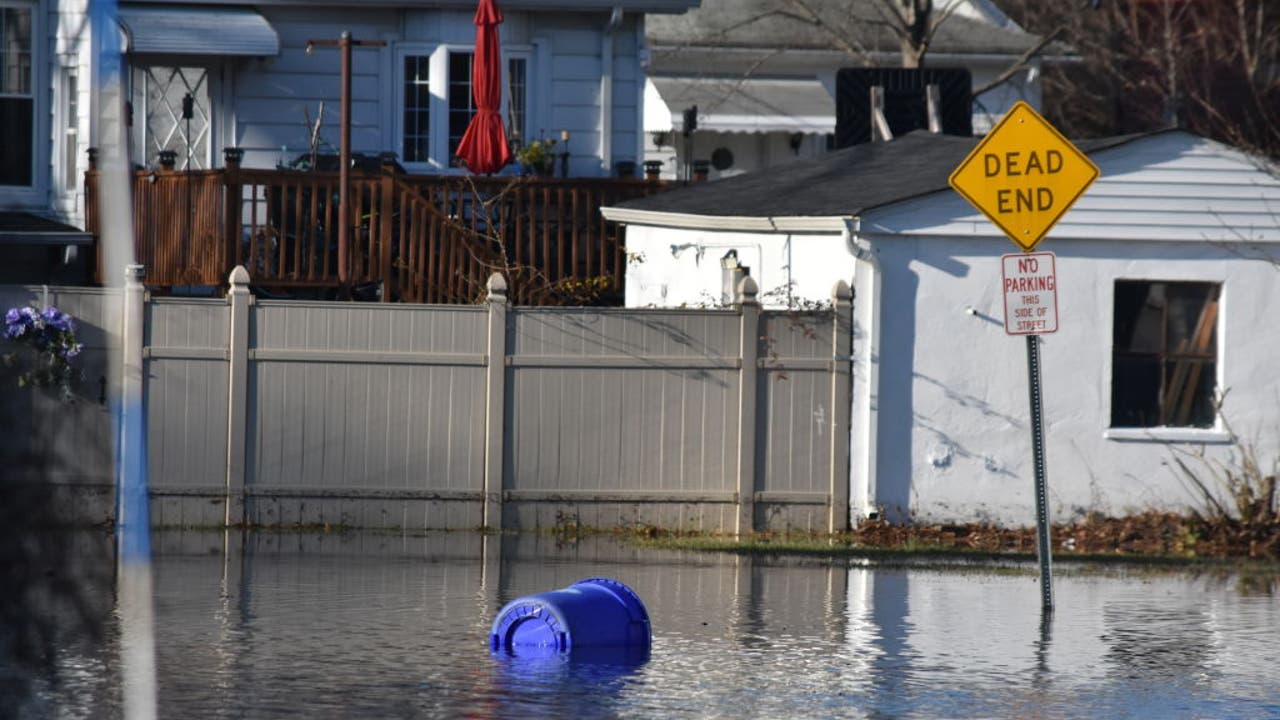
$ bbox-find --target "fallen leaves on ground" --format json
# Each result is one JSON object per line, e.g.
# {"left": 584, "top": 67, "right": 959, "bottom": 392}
{"left": 845, "top": 511, "right": 1280, "bottom": 560}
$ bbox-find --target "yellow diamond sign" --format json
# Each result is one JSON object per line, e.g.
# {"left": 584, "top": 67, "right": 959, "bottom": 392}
{"left": 949, "top": 101, "right": 1100, "bottom": 252}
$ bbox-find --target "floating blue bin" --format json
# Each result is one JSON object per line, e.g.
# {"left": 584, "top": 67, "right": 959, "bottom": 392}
{"left": 490, "top": 578, "right": 651, "bottom": 656}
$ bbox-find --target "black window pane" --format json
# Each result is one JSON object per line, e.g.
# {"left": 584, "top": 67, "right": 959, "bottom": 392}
{"left": 402, "top": 55, "right": 429, "bottom": 163}
{"left": 1113, "top": 281, "right": 1162, "bottom": 353}
{"left": 0, "top": 97, "right": 33, "bottom": 186}
{"left": 1111, "top": 356, "right": 1161, "bottom": 427}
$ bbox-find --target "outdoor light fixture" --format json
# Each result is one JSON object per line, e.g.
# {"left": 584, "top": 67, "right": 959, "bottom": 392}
{"left": 559, "top": 130, "right": 570, "bottom": 177}
{"left": 182, "top": 93, "right": 194, "bottom": 170}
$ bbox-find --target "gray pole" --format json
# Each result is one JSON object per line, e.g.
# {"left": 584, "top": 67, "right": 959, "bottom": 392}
{"left": 1025, "top": 334, "right": 1053, "bottom": 610}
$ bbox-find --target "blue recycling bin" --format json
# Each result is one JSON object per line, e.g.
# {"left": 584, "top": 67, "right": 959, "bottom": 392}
{"left": 490, "top": 578, "right": 651, "bottom": 656}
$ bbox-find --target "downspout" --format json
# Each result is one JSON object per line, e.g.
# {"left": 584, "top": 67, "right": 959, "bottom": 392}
{"left": 599, "top": 7, "right": 623, "bottom": 175}
{"left": 845, "top": 217, "right": 880, "bottom": 519}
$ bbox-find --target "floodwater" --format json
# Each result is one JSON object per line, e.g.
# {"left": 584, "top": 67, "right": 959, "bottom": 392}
{"left": 17, "top": 531, "right": 1280, "bottom": 719}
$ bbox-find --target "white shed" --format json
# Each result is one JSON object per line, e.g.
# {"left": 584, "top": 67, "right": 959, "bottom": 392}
{"left": 604, "top": 130, "right": 1280, "bottom": 526}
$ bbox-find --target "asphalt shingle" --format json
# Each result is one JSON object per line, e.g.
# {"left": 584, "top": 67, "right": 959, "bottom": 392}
{"left": 616, "top": 130, "right": 1148, "bottom": 218}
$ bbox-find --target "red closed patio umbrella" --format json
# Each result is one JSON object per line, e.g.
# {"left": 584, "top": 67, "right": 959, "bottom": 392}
{"left": 455, "top": 0, "right": 511, "bottom": 174}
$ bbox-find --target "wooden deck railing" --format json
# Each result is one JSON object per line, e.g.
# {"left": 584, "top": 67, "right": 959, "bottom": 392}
{"left": 85, "top": 150, "right": 669, "bottom": 304}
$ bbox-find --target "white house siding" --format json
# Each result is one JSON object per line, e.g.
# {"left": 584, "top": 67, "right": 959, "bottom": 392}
{"left": 49, "top": 0, "right": 92, "bottom": 224}
{"left": 623, "top": 225, "right": 855, "bottom": 308}
{"left": 863, "top": 133, "right": 1280, "bottom": 242}
{"left": 233, "top": 9, "right": 399, "bottom": 169}
{"left": 228, "top": 8, "right": 642, "bottom": 175}
{"left": 856, "top": 132, "right": 1280, "bottom": 525}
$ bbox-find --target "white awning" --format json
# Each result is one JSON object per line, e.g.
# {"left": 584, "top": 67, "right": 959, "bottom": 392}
{"left": 647, "top": 76, "right": 835, "bottom": 135}
{"left": 118, "top": 5, "right": 279, "bottom": 57}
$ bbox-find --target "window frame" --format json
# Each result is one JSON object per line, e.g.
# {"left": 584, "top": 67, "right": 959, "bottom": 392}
{"left": 393, "top": 43, "right": 530, "bottom": 173}
{"left": 0, "top": 0, "right": 45, "bottom": 206}
{"left": 57, "top": 60, "right": 80, "bottom": 193}
{"left": 1105, "top": 278, "right": 1227, "bottom": 441}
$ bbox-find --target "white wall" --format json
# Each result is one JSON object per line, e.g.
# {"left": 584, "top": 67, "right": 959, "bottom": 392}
{"left": 856, "top": 233, "right": 1280, "bottom": 526}
{"left": 623, "top": 224, "right": 855, "bottom": 308}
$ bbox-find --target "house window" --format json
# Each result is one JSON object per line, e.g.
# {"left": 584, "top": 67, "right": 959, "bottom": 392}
{"left": 403, "top": 55, "right": 431, "bottom": 163}
{"left": 1111, "top": 280, "right": 1220, "bottom": 428}
{"left": 0, "top": 4, "right": 33, "bottom": 187}
{"left": 399, "top": 49, "right": 528, "bottom": 169}
{"left": 447, "top": 52, "right": 475, "bottom": 166}
{"left": 62, "top": 66, "right": 78, "bottom": 190}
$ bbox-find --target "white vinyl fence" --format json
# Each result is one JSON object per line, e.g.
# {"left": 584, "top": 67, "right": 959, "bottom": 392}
{"left": 4, "top": 268, "right": 852, "bottom": 533}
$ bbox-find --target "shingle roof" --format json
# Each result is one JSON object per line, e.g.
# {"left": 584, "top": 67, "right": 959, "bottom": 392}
{"left": 614, "top": 130, "right": 1149, "bottom": 218}
{"left": 646, "top": 0, "right": 1055, "bottom": 60}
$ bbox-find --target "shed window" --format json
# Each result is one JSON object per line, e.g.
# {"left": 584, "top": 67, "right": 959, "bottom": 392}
{"left": 1111, "top": 281, "right": 1219, "bottom": 428}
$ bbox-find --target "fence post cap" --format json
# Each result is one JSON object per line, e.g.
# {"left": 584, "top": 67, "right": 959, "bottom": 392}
{"left": 831, "top": 279, "right": 852, "bottom": 302}
{"left": 228, "top": 265, "right": 251, "bottom": 286}
{"left": 486, "top": 273, "right": 508, "bottom": 300}
{"left": 125, "top": 264, "right": 146, "bottom": 283}
{"left": 737, "top": 276, "right": 758, "bottom": 305}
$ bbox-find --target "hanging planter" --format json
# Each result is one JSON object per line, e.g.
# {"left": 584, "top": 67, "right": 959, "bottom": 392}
{"left": 2, "top": 306, "right": 84, "bottom": 401}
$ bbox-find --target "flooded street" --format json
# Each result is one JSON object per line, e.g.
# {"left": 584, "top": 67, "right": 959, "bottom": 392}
{"left": 23, "top": 531, "right": 1280, "bottom": 718}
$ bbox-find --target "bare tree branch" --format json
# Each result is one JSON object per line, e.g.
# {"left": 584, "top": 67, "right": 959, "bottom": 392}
{"left": 972, "top": 26, "right": 1065, "bottom": 97}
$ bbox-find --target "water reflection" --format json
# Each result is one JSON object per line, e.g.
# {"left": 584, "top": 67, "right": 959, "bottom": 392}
{"left": 21, "top": 531, "right": 1280, "bottom": 718}
{"left": 1103, "top": 604, "right": 1216, "bottom": 680}
{"left": 484, "top": 647, "right": 650, "bottom": 719}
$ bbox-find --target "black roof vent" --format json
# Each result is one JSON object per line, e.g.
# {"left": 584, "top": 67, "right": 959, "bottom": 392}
{"left": 835, "top": 68, "right": 972, "bottom": 148}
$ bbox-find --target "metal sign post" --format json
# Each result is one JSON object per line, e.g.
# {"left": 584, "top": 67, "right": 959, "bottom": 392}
{"left": 1000, "top": 251, "right": 1059, "bottom": 607}
{"left": 1025, "top": 334, "right": 1053, "bottom": 609}
{"left": 1002, "top": 252, "right": 1059, "bottom": 608}
{"left": 949, "top": 102, "right": 1101, "bottom": 612}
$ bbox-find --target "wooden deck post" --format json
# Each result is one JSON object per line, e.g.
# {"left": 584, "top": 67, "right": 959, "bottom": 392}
{"left": 378, "top": 157, "right": 397, "bottom": 301}
{"left": 223, "top": 148, "right": 245, "bottom": 275}
{"left": 86, "top": 148, "right": 101, "bottom": 283}
{"left": 829, "top": 280, "right": 853, "bottom": 533}
{"left": 483, "top": 273, "right": 509, "bottom": 529}
{"left": 736, "top": 276, "right": 760, "bottom": 535}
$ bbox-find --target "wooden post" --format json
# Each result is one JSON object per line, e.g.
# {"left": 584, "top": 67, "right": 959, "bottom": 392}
{"left": 338, "top": 31, "right": 352, "bottom": 288}
{"left": 86, "top": 149, "right": 101, "bottom": 283}
{"left": 306, "top": 33, "right": 386, "bottom": 292}
{"left": 225, "top": 265, "right": 252, "bottom": 527}
{"left": 378, "top": 156, "right": 396, "bottom": 301}
{"left": 736, "top": 276, "right": 760, "bottom": 535}
{"left": 483, "top": 273, "right": 508, "bottom": 530}
{"left": 223, "top": 148, "right": 244, "bottom": 275}
{"left": 829, "top": 280, "right": 853, "bottom": 532}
